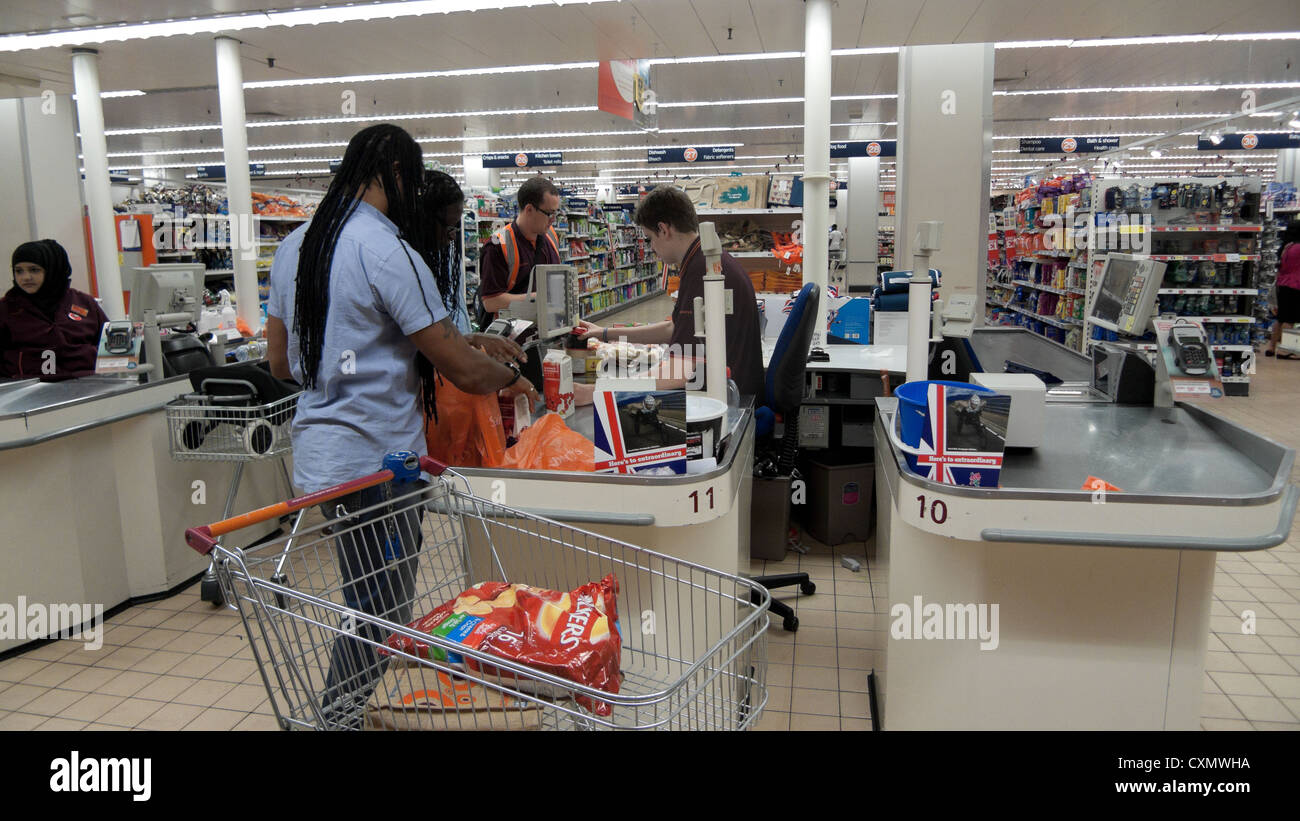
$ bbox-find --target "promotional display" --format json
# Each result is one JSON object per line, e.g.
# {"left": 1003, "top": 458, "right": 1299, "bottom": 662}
{"left": 592, "top": 389, "right": 688, "bottom": 475}
{"left": 597, "top": 58, "right": 655, "bottom": 131}
{"left": 894, "top": 381, "right": 1009, "bottom": 488}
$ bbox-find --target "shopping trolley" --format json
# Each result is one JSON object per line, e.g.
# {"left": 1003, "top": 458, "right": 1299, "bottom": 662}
{"left": 185, "top": 451, "right": 770, "bottom": 730}
{"left": 166, "top": 364, "right": 301, "bottom": 607}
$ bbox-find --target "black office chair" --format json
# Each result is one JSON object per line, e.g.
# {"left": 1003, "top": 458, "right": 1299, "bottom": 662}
{"left": 751, "top": 282, "right": 820, "bottom": 632}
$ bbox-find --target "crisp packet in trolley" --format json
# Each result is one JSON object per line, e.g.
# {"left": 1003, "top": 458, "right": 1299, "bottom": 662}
{"left": 383, "top": 574, "right": 622, "bottom": 716}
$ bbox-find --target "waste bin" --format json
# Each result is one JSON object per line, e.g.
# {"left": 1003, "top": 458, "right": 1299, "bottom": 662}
{"left": 799, "top": 447, "right": 874, "bottom": 545}
{"left": 750, "top": 475, "right": 792, "bottom": 561}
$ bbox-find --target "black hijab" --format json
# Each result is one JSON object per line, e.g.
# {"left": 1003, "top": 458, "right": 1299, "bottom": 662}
{"left": 10, "top": 239, "right": 73, "bottom": 319}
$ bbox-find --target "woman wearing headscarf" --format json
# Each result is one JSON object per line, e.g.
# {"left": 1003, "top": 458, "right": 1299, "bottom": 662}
{"left": 1, "top": 239, "right": 108, "bottom": 380}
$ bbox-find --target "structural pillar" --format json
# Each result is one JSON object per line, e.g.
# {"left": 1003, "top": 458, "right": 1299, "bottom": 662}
{"left": 71, "top": 49, "right": 125, "bottom": 319}
{"left": 845, "top": 156, "right": 880, "bottom": 293}
{"left": 215, "top": 36, "right": 260, "bottom": 333}
{"left": 895, "top": 43, "right": 994, "bottom": 315}
{"left": 801, "top": 0, "right": 833, "bottom": 345}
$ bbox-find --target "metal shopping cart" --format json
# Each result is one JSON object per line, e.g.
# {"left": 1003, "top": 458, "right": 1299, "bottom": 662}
{"left": 185, "top": 451, "right": 770, "bottom": 730}
{"left": 166, "top": 364, "right": 301, "bottom": 607}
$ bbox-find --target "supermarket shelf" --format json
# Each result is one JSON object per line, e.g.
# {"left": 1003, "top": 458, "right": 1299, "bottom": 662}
{"left": 582, "top": 275, "right": 660, "bottom": 296}
{"left": 985, "top": 311, "right": 1085, "bottom": 356}
{"left": 1157, "top": 288, "right": 1258, "bottom": 295}
{"left": 1091, "top": 341, "right": 1254, "bottom": 353}
{"left": 731, "top": 251, "right": 774, "bottom": 258}
{"left": 562, "top": 255, "right": 590, "bottom": 262}
{"left": 204, "top": 269, "right": 234, "bottom": 278}
{"left": 1197, "top": 316, "right": 1255, "bottom": 323}
{"left": 1148, "top": 225, "right": 1262, "bottom": 233}
{"left": 696, "top": 207, "right": 801, "bottom": 215}
{"left": 1012, "top": 279, "right": 1087, "bottom": 296}
{"left": 988, "top": 300, "right": 1082, "bottom": 329}
{"left": 582, "top": 288, "right": 665, "bottom": 323}
{"left": 1221, "top": 376, "right": 1252, "bottom": 383}
{"left": 1028, "top": 249, "right": 1076, "bottom": 258}
{"left": 567, "top": 210, "right": 589, "bottom": 216}
{"left": 1149, "top": 254, "right": 1260, "bottom": 262}
{"left": 254, "top": 215, "right": 309, "bottom": 221}
{"left": 616, "top": 262, "right": 638, "bottom": 269}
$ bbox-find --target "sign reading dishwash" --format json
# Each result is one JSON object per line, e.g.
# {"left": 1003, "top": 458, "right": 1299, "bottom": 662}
{"left": 1196, "top": 132, "right": 1300, "bottom": 151}
{"left": 1018, "top": 137, "right": 1120, "bottom": 154}
{"left": 647, "top": 146, "right": 735, "bottom": 163}
{"left": 830, "top": 140, "right": 896, "bottom": 158}
{"left": 597, "top": 59, "right": 656, "bottom": 131}
{"left": 592, "top": 389, "right": 687, "bottom": 475}
{"left": 481, "top": 151, "right": 564, "bottom": 168}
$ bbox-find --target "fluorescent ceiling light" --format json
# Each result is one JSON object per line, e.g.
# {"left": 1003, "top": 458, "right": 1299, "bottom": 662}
{"left": 1049, "top": 113, "right": 1231, "bottom": 121}
{"left": 995, "top": 32, "right": 1300, "bottom": 49}
{"left": 0, "top": 1, "right": 622, "bottom": 52}
{"left": 1071, "top": 34, "right": 1216, "bottom": 47}
{"left": 246, "top": 61, "right": 601, "bottom": 90}
{"left": 994, "top": 40, "right": 1074, "bottom": 49}
{"left": 72, "top": 89, "right": 145, "bottom": 99}
{"left": 995, "top": 82, "right": 1300, "bottom": 96}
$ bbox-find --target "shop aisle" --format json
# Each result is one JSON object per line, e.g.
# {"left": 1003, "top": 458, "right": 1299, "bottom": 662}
{"left": 0, "top": 348, "right": 1296, "bottom": 731}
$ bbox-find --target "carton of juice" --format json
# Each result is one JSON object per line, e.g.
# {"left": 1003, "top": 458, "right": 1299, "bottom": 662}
{"left": 543, "top": 350, "right": 574, "bottom": 418}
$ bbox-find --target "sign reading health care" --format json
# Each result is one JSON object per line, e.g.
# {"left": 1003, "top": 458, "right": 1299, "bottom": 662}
{"left": 482, "top": 151, "right": 564, "bottom": 168}
{"left": 830, "top": 140, "right": 896, "bottom": 158}
{"left": 647, "top": 146, "right": 736, "bottom": 163}
{"left": 1196, "top": 132, "right": 1300, "bottom": 151}
{"left": 1018, "top": 137, "right": 1120, "bottom": 154}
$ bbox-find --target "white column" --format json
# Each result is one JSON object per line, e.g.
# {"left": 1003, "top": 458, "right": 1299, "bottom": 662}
{"left": 215, "top": 36, "right": 260, "bottom": 333}
{"left": 845, "top": 156, "right": 880, "bottom": 292}
{"left": 1278, "top": 149, "right": 1300, "bottom": 191}
{"left": 72, "top": 49, "right": 126, "bottom": 319}
{"left": 20, "top": 95, "right": 91, "bottom": 292}
{"left": 801, "top": 0, "right": 833, "bottom": 346}
{"left": 895, "top": 43, "right": 994, "bottom": 313}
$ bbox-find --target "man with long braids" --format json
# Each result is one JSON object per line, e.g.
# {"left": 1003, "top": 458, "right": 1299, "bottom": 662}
{"left": 265, "top": 124, "right": 538, "bottom": 727}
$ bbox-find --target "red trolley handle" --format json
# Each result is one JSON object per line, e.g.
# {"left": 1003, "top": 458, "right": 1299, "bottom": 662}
{"left": 185, "top": 454, "right": 448, "bottom": 555}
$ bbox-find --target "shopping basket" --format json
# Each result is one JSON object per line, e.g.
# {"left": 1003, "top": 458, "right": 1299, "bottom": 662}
{"left": 186, "top": 451, "right": 770, "bottom": 731}
{"left": 166, "top": 365, "right": 301, "bottom": 606}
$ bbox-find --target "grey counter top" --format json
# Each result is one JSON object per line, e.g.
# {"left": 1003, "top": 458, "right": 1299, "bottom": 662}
{"left": 0, "top": 374, "right": 190, "bottom": 451}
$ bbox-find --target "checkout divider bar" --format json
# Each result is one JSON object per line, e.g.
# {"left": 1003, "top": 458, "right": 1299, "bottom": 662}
{"left": 981, "top": 485, "right": 1300, "bottom": 551}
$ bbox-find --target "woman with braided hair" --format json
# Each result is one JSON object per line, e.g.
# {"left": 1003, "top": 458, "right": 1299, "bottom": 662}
{"left": 265, "top": 124, "right": 536, "bottom": 727}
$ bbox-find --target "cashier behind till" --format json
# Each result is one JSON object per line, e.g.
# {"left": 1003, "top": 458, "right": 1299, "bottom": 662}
{"left": 0, "top": 240, "right": 108, "bottom": 381}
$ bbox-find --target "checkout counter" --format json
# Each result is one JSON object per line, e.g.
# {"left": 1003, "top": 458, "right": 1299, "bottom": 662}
{"left": 870, "top": 326, "right": 1297, "bottom": 730}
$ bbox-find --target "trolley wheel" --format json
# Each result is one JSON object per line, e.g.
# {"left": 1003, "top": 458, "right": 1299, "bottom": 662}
{"left": 783, "top": 615, "right": 799, "bottom": 632}
{"left": 247, "top": 421, "right": 275, "bottom": 455}
{"left": 800, "top": 581, "right": 817, "bottom": 596}
{"left": 200, "top": 577, "right": 224, "bottom": 607}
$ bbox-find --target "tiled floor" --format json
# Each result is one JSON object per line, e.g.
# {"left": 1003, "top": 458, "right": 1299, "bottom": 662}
{"left": 1, "top": 313, "right": 1297, "bottom": 730}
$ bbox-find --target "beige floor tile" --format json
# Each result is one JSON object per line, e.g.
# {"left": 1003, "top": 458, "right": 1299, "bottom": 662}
{"left": 1204, "top": 673, "right": 1220, "bottom": 694}
{"left": 1252, "top": 721, "right": 1300, "bottom": 730}
{"left": 837, "top": 628, "right": 881, "bottom": 651}
{"left": 1228, "top": 694, "right": 1296, "bottom": 723}
{"left": 767, "top": 643, "right": 794, "bottom": 664}
{"left": 98, "top": 698, "right": 165, "bottom": 729}
{"left": 791, "top": 665, "right": 839, "bottom": 691}
{"left": 789, "top": 687, "right": 839, "bottom": 716}
{"left": 0, "top": 657, "right": 50, "bottom": 682}
{"left": 753, "top": 710, "right": 790, "bottom": 731}
{"left": 157, "top": 612, "right": 212, "bottom": 633}
{"left": 167, "top": 654, "right": 227, "bottom": 680}
{"left": 1237, "top": 653, "right": 1296, "bottom": 676}
{"left": 840, "top": 717, "right": 873, "bottom": 731}
{"left": 213, "top": 683, "right": 270, "bottom": 712}
{"left": 1206, "top": 634, "right": 1230, "bottom": 652}
{"left": 837, "top": 648, "right": 877, "bottom": 670}
{"left": 1283, "top": 698, "right": 1300, "bottom": 721}
{"left": 834, "top": 581, "right": 871, "bottom": 598}
{"left": 840, "top": 690, "right": 871, "bottom": 719}
{"left": 765, "top": 686, "right": 791, "bottom": 712}
{"left": 791, "top": 625, "right": 836, "bottom": 647}
{"left": 789, "top": 713, "right": 840, "bottom": 731}
{"left": 17, "top": 641, "right": 82, "bottom": 663}
{"left": 1255, "top": 618, "right": 1299, "bottom": 638}
{"left": 208, "top": 658, "right": 259, "bottom": 683}
{"left": 838, "top": 669, "right": 870, "bottom": 693}
{"left": 135, "top": 702, "right": 204, "bottom": 731}
{"left": 150, "top": 595, "right": 193, "bottom": 612}
{"left": 766, "top": 662, "right": 794, "bottom": 686}
{"left": 1208, "top": 671, "right": 1271, "bottom": 697}
{"left": 133, "top": 676, "right": 191, "bottom": 703}
{"left": 0, "top": 711, "right": 46, "bottom": 730}
{"left": 19, "top": 688, "right": 86, "bottom": 717}
{"left": 232, "top": 712, "right": 280, "bottom": 731}
{"left": 834, "top": 594, "right": 873, "bottom": 613}
{"left": 1263, "top": 635, "right": 1300, "bottom": 655}
{"left": 164, "top": 631, "right": 222, "bottom": 654}
{"left": 124, "top": 609, "right": 172, "bottom": 628}
{"left": 84, "top": 723, "right": 126, "bottom": 731}
{"left": 1219, "top": 634, "right": 1277, "bottom": 654}
{"left": 837, "top": 612, "right": 879, "bottom": 631}
{"left": 195, "top": 634, "right": 250, "bottom": 658}
{"left": 100, "top": 624, "right": 149, "bottom": 646}
{"left": 19, "top": 661, "right": 82, "bottom": 689}
{"left": 171, "top": 678, "right": 237, "bottom": 708}
{"left": 793, "top": 644, "right": 838, "bottom": 668}
{"left": 1204, "top": 651, "right": 1250, "bottom": 673}
{"left": 791, "top": 609, "right": 837, "bottom": 628}
{"left": 60, "top": 693, "right": 128, "bottom": 723}
{"left": 792, "top": 594, "right": 836, "bottom": 612}
{"left": 98, "top": 670, "right": 159, "bottom": 698}
{"left": 1249, "top": 588, "right": 1298, "bottom": 604}
{"left": 1201, "top": 717, "right": 1253, "bottom": 731}
{"left": 1210, "top": 615, "right": 1249, "bottom": 634}
{"left": 128, "top": 628, "right": 186, "bottom": 651}
{"left": 1201, "top": 692, "right": 1244, "bottom": 719}
{"left": 57, "top": 665, "right": 126, "bottom": 694}
{"left": 95, "top": 646, "right": 154, "bottom": 671}
{"left": 36, "top": 717, "right": 89, "bottom": 731}
{"left": 185, "top": 707, "right": 246, "bottom": 731}
{"left": 130, "top": 650, "right": 191, "bottom": 676}
{"left": 1257, "top": 674, "right": 1300, "bottom": 699}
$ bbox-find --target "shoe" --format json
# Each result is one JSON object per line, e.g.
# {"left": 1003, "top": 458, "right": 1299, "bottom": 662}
{"left": 1266, "top": 349, "right": 1276, "bottom": 357}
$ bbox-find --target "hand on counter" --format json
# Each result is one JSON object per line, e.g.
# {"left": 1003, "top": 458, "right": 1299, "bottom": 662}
{"left": 574, "top": 381, "right": 595, "bottom": 406}
{"left": 467, "top": 333, "right": 527, "bottom": 364}
{"left": 501, "top": 374, "right": 541, "bottom": 406}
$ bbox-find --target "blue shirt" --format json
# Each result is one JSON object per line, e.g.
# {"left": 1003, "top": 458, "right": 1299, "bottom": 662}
{"left": 268, "top": 200, "right": 448, "bottom": 492}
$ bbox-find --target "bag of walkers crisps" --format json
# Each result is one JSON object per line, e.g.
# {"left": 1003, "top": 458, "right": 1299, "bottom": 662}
{"left": 383, "top": 574, "right": 622, "bottom": 716}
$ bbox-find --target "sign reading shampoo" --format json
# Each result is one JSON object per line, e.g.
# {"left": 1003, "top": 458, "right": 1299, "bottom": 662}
{"left": 830, "top": 140, "right": 896, "bottom": 158}
{"left": 482, "top": 151, "right": 564, "bottom": 168}
{"left": 647, "top": 146, "right": 736, "bottom": 163}
{"left": 1018, "top": 137, "right": 1120, "bottom": 154}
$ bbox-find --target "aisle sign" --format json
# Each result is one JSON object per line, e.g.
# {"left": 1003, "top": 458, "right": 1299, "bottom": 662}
{"left": 195, "top": 164, "right": 267, "bottom": 179}
{"left": 647, "top": 146, "right": 735, "bottom": 163}
{"left": 598, "top": 59, "right": 656, "bottom": 131}
{"left": 830, "top": 140, "right": 896, "bottom": 158}
{"left": 1018, "top": 137, "right": 1120, "bottom": 154}
{"left": 1196, "top": 133, "right": 1300, "bottom": 151}
{"left": 482, "top": 151, "right": 564, "bottom": 168}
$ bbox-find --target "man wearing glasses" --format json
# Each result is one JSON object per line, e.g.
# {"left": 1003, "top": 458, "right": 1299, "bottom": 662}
{"left": 477, "top": 175, "right": 563, "bottom": 327}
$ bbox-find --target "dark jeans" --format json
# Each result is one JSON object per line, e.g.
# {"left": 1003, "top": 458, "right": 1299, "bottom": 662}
{"left": 317, "top": 478, "right": 427, "bottom": 728}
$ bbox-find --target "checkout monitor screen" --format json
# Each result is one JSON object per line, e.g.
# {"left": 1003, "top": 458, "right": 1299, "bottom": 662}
{"left": 532, "top": 264, "right": 575, "bottom": 340}
{"left": 128, "top": 263, "right": 203, "bottom": 324}
{"left": 1088, "top": 253, "right": 1165, "bottom": 336}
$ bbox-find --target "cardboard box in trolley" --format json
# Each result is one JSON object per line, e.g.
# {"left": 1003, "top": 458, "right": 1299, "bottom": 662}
{"left": 543, "top": 350, "right": 575, "bottom": 417}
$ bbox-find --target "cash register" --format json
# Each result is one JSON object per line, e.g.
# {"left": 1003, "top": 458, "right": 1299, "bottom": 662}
{"left": 486, "top": 263, "right": 580, "bottom": 388}
{"left": 1086, "top": 253, "right": 1167, "bottom": 404}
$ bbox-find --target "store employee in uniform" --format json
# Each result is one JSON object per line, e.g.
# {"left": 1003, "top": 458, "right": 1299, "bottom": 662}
{"left": 1, "top": 239, "right": 108, "bottom": 381}
{"left": 477, "top": 176, "right": 563, "bottom": 327}
{"left": 577, "top": 184, "right": 764, "bottom": 400}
